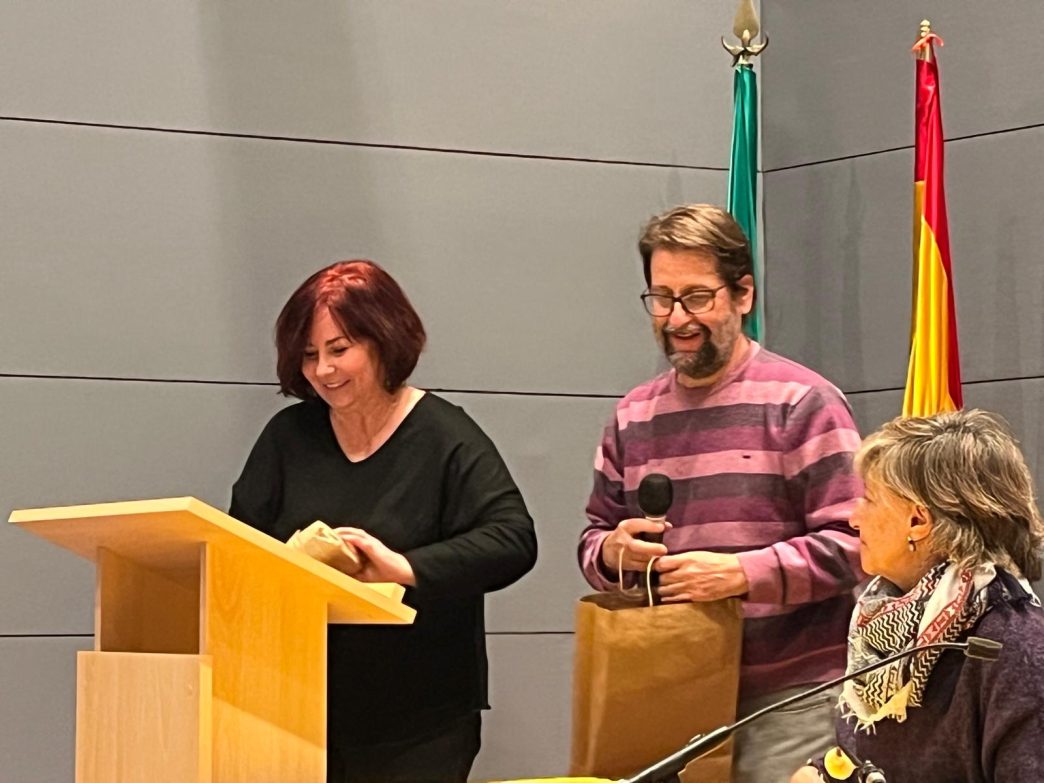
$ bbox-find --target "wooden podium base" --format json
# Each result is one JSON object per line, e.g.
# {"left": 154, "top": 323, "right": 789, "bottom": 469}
{"left": 76, "top": 652, "right": 212, "bottom": 783}
{"left": 9, "top": 498, "right": 415, "bottom": 783}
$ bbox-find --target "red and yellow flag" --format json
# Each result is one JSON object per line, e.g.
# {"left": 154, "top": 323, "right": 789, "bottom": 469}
{"left": 903, "top": 28, "right": 962, "bottom": 417}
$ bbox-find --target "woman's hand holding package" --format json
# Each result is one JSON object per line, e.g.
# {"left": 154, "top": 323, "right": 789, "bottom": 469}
{"left": 336, "top": 527, "right": 416, "bottom": 586}
{"left": 287, "top": 520, "right": 363, "bottom": 576}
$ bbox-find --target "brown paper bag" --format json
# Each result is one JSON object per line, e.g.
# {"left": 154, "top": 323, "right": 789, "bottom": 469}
{"left": 569, "top": 576, "right": 743, "bottom": 783}
{"left": 287, "top": 520, "right": 363, "bottom": 576}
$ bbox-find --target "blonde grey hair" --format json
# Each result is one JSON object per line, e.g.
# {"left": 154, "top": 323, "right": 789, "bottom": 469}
{"left": 856, "top": 409, "right": 1044, "bottom": 581}
{"left": 637, "top": 204, "right": 753, "bottom": 291}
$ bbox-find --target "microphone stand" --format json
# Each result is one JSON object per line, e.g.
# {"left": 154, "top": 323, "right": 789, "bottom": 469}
{"left": 621, "top": 636, "right": 1002, "bottom": 783}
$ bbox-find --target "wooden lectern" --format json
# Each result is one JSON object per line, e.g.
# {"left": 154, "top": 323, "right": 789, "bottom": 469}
{"left": 8, "top": 497, "right": 416, "bottom": 783}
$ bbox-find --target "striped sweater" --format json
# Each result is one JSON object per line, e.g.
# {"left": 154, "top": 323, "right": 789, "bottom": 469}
{"left": 580, "top": 342, "right": 864, "bottom": 701}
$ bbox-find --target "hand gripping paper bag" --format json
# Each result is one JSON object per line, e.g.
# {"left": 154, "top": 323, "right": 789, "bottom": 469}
{"left": 570, "top": 560, "right": 743, "bottom": 783}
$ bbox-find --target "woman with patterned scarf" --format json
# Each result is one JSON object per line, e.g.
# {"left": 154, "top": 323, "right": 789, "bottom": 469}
{"left": 790, "top": 409, "right": 1044, "bottom": 783}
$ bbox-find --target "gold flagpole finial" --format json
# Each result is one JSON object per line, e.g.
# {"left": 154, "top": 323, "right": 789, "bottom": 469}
{"left": 721, "top": 0, "right": 768, "bottom": 67}
{"left": 912, "top": 19, "right": 944, "bottom": 62}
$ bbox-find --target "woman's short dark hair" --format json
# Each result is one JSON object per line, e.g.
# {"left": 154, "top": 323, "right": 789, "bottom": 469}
{"left": 274, "top": 260, "right": 426, "bottom": 399}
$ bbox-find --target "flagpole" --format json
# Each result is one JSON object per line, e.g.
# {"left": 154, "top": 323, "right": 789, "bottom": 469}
{"left": 722, "top": 0, "right": 767, "bottom": 342}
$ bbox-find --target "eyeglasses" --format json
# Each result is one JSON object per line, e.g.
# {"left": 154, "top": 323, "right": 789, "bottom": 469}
{"left": 640, "top": 284, "right": 728, "bottom": 316}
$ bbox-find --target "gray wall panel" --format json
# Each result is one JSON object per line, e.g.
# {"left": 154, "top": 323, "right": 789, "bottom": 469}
{"left": 473, "top": 633, "right": 574, "bottom": 780}
{"left": 0, "top": 0, "right": 744, "bottom": 167}
{"left": 0, "top": 376, "right": 288, "bottom": 634}
{"left": 762, "top": 1, "right": 1044, "bottom": 169}
{"left": 763, "top": 151, "right": 913, "bottom": 392}
{"left": 443, "top": 393, "right": 618, "bottom": 633}
{"left": 2, "top": 377, "right": 615, "bottom": 635}
{"left": 942, "top": 129, "right": 1044, "bottom": 386}
{"left": 763, "top": 128, "right": 1044, "bottom": 393}
{"left": 0, "top": 636, "right": 91, "bottom": 783}
{"left": 848, "top": 379, "right": 1041, "bottom": 486}
{"left": 961, "top": 380, "right": 1044, "bottom": 481}
{"left": 847, "top": 389, "right": 906, "bottom": 440}
{"left": 0, "top": 121, "right": 721, "bottom": 395}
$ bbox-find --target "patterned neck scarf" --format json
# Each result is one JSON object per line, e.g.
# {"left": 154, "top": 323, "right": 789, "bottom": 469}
{"left": 840, "top": 561, "right": 995, "bottom": 730}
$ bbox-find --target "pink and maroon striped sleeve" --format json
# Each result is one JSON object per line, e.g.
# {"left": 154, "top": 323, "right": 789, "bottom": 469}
{"left": 578, "top": 412, "right": 630, "bottom": 591}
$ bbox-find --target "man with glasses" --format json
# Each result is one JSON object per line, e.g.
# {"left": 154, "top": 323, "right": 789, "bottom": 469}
{"left": 578, "top": 204, "right": 863, "bottom": 783}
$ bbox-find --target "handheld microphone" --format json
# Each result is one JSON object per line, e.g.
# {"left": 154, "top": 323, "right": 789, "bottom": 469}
{"left": 637, "top": 473, "right": 673, "bottom": 545}
{"left": 621, "top": 636, "right": 1004, "bottom": 783}
{"left": 637, "top": 474, "right": 673, "bottom": 601}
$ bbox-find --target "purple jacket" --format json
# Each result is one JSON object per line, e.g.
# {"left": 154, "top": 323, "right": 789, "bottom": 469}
{"left": 814, "top": 572, "right": 1044, "bottom": 783}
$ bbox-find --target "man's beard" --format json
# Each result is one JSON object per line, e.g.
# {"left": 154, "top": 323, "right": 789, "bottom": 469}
{"left": 660, "top": 320, "right": 738, "bottom": 381}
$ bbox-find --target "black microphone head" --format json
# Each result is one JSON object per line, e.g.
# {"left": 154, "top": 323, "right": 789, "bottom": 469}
{"left": 638, "top": 473, "right": 673, "bottom": 518}
{"left": 965, "top": 636, "right": 1003, "bottom": 660}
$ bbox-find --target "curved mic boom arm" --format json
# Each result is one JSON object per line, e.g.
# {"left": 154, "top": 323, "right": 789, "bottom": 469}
{"left": 622, "top": 636, "right": 1003, "bottom": 783}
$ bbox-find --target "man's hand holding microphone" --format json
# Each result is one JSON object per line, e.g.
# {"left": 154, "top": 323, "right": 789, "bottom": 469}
{"left": 600, "top": 473, "right": 673, "bottom": 573}
{"left": 600, "top": 473, "right": 749, "bottom": 603}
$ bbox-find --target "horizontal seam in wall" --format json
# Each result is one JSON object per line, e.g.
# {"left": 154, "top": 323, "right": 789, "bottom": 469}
{"left": 845, "top": 373, "right": 1044, "bottom": 397}
{"left": 764, "top": 121, "right": 1044, "bottom": 173}
{"left": 0, "top": 372, "right": 624, "bottom": 399}
{"left": 0, "top": 372, "right": 278, "bottom": 388}
{"left": 430, "top": 388, "right": 620, "bottom": 399}
{"left": 0, "top": 115, "right": 727, "bottom": 172}
{"left": 844, "top": 386, "right": 904, "bottom": 397}
{"left": 0, "top": 633, "right": 92, "bottom": 639}
{"left": 4, "top": 372, "right": 1044, "bottom": 397}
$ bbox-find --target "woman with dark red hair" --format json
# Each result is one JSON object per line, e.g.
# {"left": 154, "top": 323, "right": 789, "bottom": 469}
{"left": 231, "top": 259, "right": 537, "bottom": 783}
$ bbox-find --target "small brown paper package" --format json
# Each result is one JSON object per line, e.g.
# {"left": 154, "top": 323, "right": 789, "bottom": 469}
{"left": 570, "top": 586, "right": 743, "bottom": 783}
{"left": 287, "top": 520, "right": 363, "bottom": 576}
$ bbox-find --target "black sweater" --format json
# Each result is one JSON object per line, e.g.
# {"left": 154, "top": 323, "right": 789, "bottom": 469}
{"left": 230, "top": 393, "right": 537, "bottom": 747}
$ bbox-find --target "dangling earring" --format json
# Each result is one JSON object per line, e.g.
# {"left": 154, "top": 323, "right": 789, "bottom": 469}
{"left": 907, "top": 535, "right": 917, "bottom": 552}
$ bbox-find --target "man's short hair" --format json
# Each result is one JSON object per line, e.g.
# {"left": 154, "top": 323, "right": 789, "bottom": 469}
{"left": 638, "top": 204, "right": 753, "bottom": 293}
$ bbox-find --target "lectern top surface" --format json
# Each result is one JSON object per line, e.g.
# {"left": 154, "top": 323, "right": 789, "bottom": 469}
{"left": 9, "top": 496, "right": 415, "bottom": 625}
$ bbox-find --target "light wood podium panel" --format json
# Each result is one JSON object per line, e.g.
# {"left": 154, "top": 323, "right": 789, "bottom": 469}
{"left": 75, "top": 652, "right": 212, "bottom": 782}
{"left": 9, "top": 497, "right": 416, "bottom": 783}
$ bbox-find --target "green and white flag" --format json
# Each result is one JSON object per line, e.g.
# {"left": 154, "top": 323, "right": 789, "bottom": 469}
{"left": 727, "top": 63, "right": 762, "bottom": 342}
